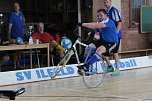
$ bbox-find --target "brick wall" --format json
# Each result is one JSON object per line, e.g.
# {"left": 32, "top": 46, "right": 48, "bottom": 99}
{"left": 122, "top": 30, "right": 152, "bottom": 51}
{"left": 121, "top": 0, "right": 152, "bottom": 51}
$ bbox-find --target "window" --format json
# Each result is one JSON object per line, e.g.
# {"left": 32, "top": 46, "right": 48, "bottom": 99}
{"left": 130, "top": 0, "right": 151, "bottom": 27}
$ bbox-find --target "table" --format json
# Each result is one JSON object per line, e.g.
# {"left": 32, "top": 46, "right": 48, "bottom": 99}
{"left": 0, "top": 43, "right": 50, "bottom": 68}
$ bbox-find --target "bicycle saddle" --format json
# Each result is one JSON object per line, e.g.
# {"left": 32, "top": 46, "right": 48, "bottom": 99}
{"left": 0, "top": 88, "right": 25, "bottom": 100}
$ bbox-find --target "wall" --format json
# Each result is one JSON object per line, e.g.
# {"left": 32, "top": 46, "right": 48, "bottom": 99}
{"left": 93, "top": 0, "right": 121, "bottom": 21}
{"left": 121, "top": 0, "right": 152, "bottom": 51}
{"left": 0, "top": 0, "right": 17, "bottom": 22}
{"left": 92, "top": 0, "right": 99, "bottom": 22}
{"left": 111, "top": 0, "right": 121, "bottom": 12}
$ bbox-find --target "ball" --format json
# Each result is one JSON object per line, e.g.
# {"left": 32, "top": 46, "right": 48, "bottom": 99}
{"left": 61, "top": 37, "right": 72, "bottom": 49}
{"left": 16, "top": 37, "right": 24, "bottom": 45}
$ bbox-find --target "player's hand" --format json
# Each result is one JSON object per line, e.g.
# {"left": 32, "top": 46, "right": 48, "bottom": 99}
{"left": 77, "top": 22, "right": 83, "bottom": 27}
{"left": 94, "top": 32, "right": 100, "bottom": 40}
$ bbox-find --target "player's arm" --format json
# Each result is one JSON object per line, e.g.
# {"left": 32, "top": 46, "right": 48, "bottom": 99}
{"left": 116, "top": 21, "right": 121, "bottom": 33}
{"left": 22, "top": 17, "right": 26, "bottom": 28}
{"left": 82, "top": 22, "right": 106, "bottom": 29}
{"left": 8, "top": 15, "right": 16, "bottom": 43}
{"left": 113, "top": 9, "right": 122, "bottom": 33}
{"left": 21, "top": 11, "right": 26, "bottom": 28}
{"left": 8, "top": 24, "right": 15, "bottom": 43}
{"left": 8, "top": 24, "right": 12, "bottom": 40}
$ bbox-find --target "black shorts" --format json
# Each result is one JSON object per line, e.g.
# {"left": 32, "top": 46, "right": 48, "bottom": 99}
{"left": 112, "top": 38, "right": 120, "bottom": 53}
{"left": 93, "top": 40, "right": 117, "bottom": 56}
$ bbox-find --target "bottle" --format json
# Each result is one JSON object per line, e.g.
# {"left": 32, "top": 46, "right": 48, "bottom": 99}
{"left": 28, "top": 25, "right": 34, "bottom": 44}
{"left": 29, "top": 36, "right": 33, "bottom": 44}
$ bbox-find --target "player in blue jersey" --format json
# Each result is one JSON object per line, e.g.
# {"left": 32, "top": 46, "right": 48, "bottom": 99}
{"left": 8, "top": 2, "right": 25, "bottom": 69}
{"left": 8, "top": 2, "right": 25, "bottom": 43}
{"left": 77, "top": 9, "right": 118, "bottom": 74}
{"left": 104, "top": 0, "right": 122, "bottom": 76}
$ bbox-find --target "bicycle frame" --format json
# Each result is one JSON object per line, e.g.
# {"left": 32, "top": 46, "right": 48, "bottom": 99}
{"left": 72, "top": 38, "right": 88, "bottom": 64}
{"left": 51, "top": 37, "right": 89, "bottom": 79}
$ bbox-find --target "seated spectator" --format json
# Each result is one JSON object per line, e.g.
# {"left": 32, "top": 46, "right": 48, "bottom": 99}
{"left": 32, "top": 22, "right": 65, "bottom": 58}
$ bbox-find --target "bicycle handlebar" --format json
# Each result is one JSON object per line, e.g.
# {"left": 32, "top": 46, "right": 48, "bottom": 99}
{"left": 72, "top": 26, "right": 86, "bottom": 43}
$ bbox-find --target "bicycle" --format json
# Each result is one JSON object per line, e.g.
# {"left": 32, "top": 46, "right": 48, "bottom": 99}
{"left": 51, "top": 26, "right": 107, "bottom": 88}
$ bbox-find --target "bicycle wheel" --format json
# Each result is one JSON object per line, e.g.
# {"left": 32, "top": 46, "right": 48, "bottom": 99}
{"left": 51, "top": 49, "right": 74, "bottom": 79}
{"left": 82, "top": 58, "right": 106, "bottom": 88}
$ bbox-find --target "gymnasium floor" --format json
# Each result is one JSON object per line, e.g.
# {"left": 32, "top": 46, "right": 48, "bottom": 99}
{"left": 1, "top": 67, "right": 152, "bottom": 101}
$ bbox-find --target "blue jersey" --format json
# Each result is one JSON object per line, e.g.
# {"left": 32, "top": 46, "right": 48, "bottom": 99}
{"left": 95, "top": 29, "right": 104, "bottom": 42}
{"left": 99, "top": 18, "right": 118, "bottom": 44}
{"left": 107, "top": 6, "right": 122, "bottom": 39}
{"left": 8, "top": 11, "right": 25, "bottom": 39}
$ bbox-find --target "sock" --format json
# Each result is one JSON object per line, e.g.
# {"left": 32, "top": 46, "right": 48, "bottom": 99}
{"left": 87, "top": 53, "right": 100, "bottom": 65}
{"left": 83, "top": 54, "right": 92, "bottom": 63}
{"left": 56, "top": 44, "right": 65, "bottom": 52}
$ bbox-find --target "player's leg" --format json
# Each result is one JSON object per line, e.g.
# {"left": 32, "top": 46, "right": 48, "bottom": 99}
{"left": 87, "top": 45, "right": 106, "bottom": 65}
{"left": 50, "top": 40, "right": 65, "bottom": 52}
{"left": 77, "top": 41, "right": 103, "bottom": 75}
{"left": 50, "top": 40, "right": 65, "bottom": 59}
{"left": 82, "top": 46, "right": 106, "bottom": 88}
{"left": 83, "top": 43, "right": 96, "bottom": 62}
{"left": 104, "top": 56, "right": 114, "bottom": 73}
{"left": 111, "top": 39, "right": 121, "bottom": 76}
{"left": 78, "top": 45, "right": 105, "bottom": 71}
{"left": 111, "top": 53, "right": 120, "bottom": 76}
{"left": 77, "top": 43, "right": 97, "bottom": 75}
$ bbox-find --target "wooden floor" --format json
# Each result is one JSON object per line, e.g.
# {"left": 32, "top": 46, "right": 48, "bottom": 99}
{"left": 1, "top": 67, "right": 152, "bottom": 101}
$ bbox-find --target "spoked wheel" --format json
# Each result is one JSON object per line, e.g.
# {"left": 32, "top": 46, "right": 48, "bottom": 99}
{"left": 82, "top": 59, "right": 106, "bottom": 88}
{"left": 51, "top": 49, "right": 74, "bottom": 79}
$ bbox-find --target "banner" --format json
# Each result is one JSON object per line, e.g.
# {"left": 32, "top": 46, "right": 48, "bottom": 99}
{"left": 0, "top": 56, "right": 152, "bottom": 86}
